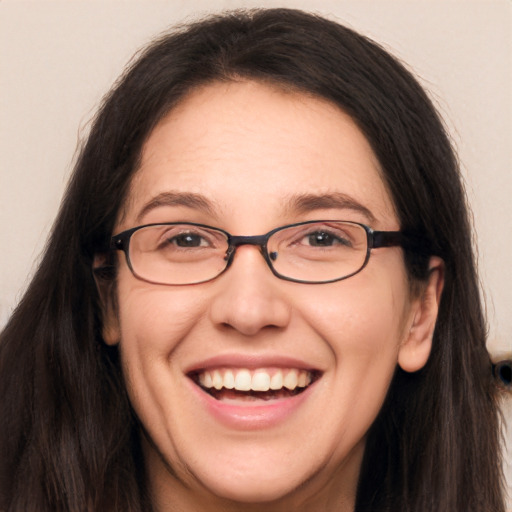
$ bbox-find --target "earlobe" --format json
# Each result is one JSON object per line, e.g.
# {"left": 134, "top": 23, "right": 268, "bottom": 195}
{"left": 93, "top": 254, "right": 121, "bottom": 346}
{"left": 101, "top": 313, "right": 121, "bottom": 346}
{"left": 398, "top": 256, "right": 445, "bottom": 373}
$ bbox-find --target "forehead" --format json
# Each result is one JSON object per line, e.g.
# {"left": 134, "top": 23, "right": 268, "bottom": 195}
{"left": 121, "top": 80, "right": 397, "bottom": 230}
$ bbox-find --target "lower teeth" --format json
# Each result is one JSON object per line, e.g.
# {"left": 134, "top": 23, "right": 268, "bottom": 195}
{"left": 207, "top": 388, "right": 304, "bottom": 401}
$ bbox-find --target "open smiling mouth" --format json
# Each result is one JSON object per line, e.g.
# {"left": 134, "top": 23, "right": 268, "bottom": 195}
{"left": 190, "top": 368, "right": 321, "bottom": 402}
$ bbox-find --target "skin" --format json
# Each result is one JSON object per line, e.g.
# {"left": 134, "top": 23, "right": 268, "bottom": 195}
{"left": 101, "top": 80, "right": 444, "bottom": 511}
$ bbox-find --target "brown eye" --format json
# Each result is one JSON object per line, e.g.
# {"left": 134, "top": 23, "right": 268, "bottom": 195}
{"left": 171, "top": 233, "right": 206, "bottom": 247}
{"left": 308, "top": 232, "right": 334, "bottom": 246}
{"left": 305, "top": 231, "right": 351, "bottom": 248}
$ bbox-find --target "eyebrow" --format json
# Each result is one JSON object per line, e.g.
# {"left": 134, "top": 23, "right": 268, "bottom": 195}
{"left": 285, "top": 192, "right": 376, "bottom": 223}
{"left": 136, "top": 190, "right": 376, "bottom": 225}
{"left": 136, "top": 191, "right": 217, "bottom": 222}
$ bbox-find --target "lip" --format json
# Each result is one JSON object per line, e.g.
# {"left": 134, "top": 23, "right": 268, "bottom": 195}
{"left": 186, "top": 376, "right": 318, "bottom": 430}
{"left": 185, "top": 353, "right": 320, "bottom": 373}
{"left": 184, "top": 353, "right": 322, "bottom": 430}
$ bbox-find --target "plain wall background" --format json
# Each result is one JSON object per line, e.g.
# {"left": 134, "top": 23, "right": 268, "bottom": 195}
{"left": 1, "top": 0, "right": 510, "bottom": 505}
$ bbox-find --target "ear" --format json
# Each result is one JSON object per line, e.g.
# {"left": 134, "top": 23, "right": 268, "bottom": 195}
{"left": 398, "top": 256, "right": 445, "bottom": 373}
{"left": 93, "top": 254, "right": 121, "bottom": 346}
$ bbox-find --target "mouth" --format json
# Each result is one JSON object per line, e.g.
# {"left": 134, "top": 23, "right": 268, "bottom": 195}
{"left": 189, "top": 367, "right": 321, "bottom": 402}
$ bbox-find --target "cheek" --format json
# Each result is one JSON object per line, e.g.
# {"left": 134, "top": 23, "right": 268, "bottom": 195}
{"left": 301, "top": 266, "right": 411, "bottom": 413}
{"left": 114, "top": 274, "right": 208, "bottom": 408}
{"left": 114, "top": 281, "right": 212, "bottom": 466}
{"left": 304, "top": 275, "right": 409, "bottom": 357}
{"left": 116, "top": 269, "right": 207, "bottom": 353}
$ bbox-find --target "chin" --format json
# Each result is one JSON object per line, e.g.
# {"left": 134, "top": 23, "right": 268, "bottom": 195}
{"left": 199, "top": 471, "right": 306, "bottom": 505}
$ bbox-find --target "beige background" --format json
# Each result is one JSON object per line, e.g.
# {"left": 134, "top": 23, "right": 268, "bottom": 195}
{"left": 1, "top": 0, "right": 510, "bottom": 506}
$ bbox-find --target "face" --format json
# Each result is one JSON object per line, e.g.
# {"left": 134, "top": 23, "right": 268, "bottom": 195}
{"left": 106, "top": 81, "right": 437, "bottom": 511}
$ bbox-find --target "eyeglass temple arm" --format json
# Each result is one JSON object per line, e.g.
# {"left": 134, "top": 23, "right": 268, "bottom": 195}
{"left": 371, "top": 230, "right": 405, "bottom": 249}
{"left": 372, "top": 230, "right": 433, "bottom": 255}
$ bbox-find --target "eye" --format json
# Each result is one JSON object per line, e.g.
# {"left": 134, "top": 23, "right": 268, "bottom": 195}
{"left": 307, "top": 231, "right": 345, "bottom": 247}
{"left": 155, "top": 225, "right": 229, "bottom": 252}
{"left": 151, "top": 225, "right": 220, "bottom": 252}
{"left": 303, "top": 230, "right": 352, "bottom": 248}
{"left": 170, "top": 232, "right": 209, "bottom": 248}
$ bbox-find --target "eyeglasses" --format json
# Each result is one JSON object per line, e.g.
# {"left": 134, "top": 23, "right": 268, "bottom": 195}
{"left": 110, "top": 220, "right": 417, "bottom": 285}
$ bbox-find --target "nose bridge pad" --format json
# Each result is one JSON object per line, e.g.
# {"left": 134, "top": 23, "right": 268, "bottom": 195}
{"left": 259, "top": 244, "right": 275, "bottom": 272}
{"left": 224, "top": 245, "right": 235, "bottom": 263}
{"left": 224, "top": 235, "right": 273, "bottom": 273}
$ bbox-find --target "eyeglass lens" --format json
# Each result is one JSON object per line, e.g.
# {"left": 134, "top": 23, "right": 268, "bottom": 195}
{"left": 126, "top": 222, "right": 369, "bottom": 285}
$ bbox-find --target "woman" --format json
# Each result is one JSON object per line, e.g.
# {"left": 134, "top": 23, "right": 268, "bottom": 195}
{"left": 0, "top": 8, "right": 505, "bottom": 512}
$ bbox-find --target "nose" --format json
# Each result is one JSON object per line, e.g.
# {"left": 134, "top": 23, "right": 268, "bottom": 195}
{"left": 208, "top": 245, "right": 292, "bottom": 336}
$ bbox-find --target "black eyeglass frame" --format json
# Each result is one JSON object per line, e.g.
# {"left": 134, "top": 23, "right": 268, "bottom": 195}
{"left": 110, "top": 220, "right": 427, "bottom": 285}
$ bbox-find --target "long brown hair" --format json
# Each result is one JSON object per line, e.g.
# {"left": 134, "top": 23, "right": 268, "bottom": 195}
{"left": 0, "top": 8, "right": 505, "bottom": 511}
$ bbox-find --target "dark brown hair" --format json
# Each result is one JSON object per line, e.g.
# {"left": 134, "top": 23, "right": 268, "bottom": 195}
{"left": 0, "top": 8, "right": 505, "bottom": 511}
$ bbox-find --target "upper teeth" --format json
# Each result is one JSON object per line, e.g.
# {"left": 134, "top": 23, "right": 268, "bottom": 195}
{"left": 197, "top": 368, "right": 312, "bottom": 392}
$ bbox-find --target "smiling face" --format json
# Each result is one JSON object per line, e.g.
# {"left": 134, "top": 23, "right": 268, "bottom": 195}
{"left": 104, "top": 81, "right": 441, "bottom": 511}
